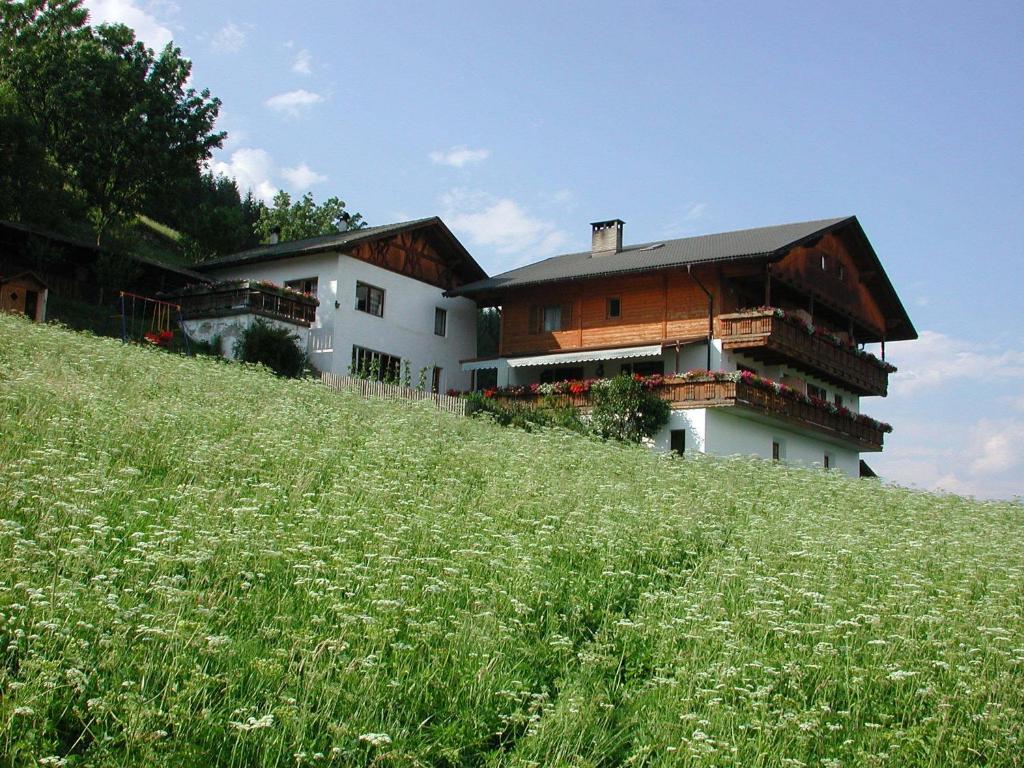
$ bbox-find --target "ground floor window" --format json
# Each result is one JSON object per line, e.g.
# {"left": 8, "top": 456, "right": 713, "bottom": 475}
{"left": 351, "top": 345, "right": 401, "bottom": 381}
{"left": 670, "top": 429, "right": 686, "bottom": 455}
{"left": 772, "top": 439, "right": 786, "bottom": 462}
{"left": 621, "top": 360, "right": 664, "bottom": 377}
{"left": 540, "top": 366, "right": 584, "bottom": 383}
{"left": 823, "top": 452, "right": 833, "bottom": 469}
{"left": 432, "top": 366, "right": 442, "bottom": 393}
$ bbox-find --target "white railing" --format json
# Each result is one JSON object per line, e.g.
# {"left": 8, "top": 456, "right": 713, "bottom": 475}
{"left": 320, "top": 372, "right": 468, "bottom": 417}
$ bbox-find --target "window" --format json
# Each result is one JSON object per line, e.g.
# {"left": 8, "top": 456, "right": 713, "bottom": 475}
{"left": 532, "top": 303, "right": 572, "bottom": 333}
{"left": 670, "top": 429, "right": 686, "bottom": 456}
{"left": 434, "top": 307, "right": 447, "bottom": 336}
{"left": 621, "top": 360, "right": 665, "bottom": 377}
{"left": 540, "top": 366, "right": 584, "bottom": 383}
{"left": 772, "top": 439, "right": 785, "bottom": 462}
{"left": 821, "top": 254, "right": 828, "bottom": 271}
{"left": 807, "top": 383, "right": 826, "bottom": 401}
{"left": 823, "top": 453, "right": 833, "bottom": 470}
{"left": 543, "top": 305, "right": 562, "bottom": 332}
{"left": 355, "top": 282, "right": 385, "bottom": 317}
{"left": 432, "top": 366, "right": 442, "bottom": 394}
{"left": 285, "top": 277, "right": 318, "bottom": 297}
{"left": 607, "top": 297, "right": 621, "bottom": 319}
{"left": 351, "top": 345, "right": 401, "bottom": 381}
{"left": 834, "top": 393, "right": 844, "bottom": 408}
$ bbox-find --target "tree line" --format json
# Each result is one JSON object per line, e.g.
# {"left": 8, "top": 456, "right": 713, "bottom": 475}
{"left": 0, "top": 0, "right": 362, "bottom": 262}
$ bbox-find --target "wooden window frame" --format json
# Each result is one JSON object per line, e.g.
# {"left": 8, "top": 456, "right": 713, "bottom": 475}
{"left": 606, "top": 296, "right": 621, "bottom": 320}
{"left": 355, "top": 281, "right": 385, "bottom": 317}
{"left": 531, "top": 303, "right": 573, "bottom": 334}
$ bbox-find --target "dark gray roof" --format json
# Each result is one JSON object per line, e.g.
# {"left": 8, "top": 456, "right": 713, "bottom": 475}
{"left": 451, "top": 217, "right": 850, "bottom": 295}
{"left": 194, "top": 217, "right": 487, "bottom": 284}
{"left": 0, "top": 219, "right": 206, "bottom": 282}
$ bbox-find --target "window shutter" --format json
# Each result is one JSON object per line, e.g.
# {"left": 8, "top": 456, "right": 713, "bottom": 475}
{"left": 561, "top": 303, "right": 573, "bottom": 331}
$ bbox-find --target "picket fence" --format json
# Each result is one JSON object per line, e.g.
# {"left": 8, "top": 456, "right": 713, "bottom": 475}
{"left": 320, "top": 372, "right": 468, "bottom": 417}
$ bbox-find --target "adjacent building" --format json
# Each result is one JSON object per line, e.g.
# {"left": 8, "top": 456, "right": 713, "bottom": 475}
{"left": 183, "top": 218, "right": 487, "bottom": 393}
{"left": 448, "top": 217, "right": 916, "bottom": 476}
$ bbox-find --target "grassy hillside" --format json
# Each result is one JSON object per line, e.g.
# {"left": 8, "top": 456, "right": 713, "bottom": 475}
{"left": 0, "top": 314, "right": 1021, "bottom": 767}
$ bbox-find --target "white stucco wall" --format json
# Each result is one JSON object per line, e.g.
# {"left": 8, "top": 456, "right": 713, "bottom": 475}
{"left": 202, "top": 251, "right": 477, "bottom": 391}
{"left": 649, "top": 406, "right": 860, "bottom": 476}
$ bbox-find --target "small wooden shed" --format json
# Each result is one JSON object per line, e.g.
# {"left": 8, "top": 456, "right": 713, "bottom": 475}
{"left": 0, "top": 271, "right": 49, "bottom": 322}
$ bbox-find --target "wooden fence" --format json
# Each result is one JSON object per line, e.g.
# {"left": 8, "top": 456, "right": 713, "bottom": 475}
{"left": 320, "top": 371, "right": 468, "bottom": 417}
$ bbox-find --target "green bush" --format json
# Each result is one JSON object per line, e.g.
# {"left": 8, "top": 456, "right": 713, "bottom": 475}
{"left": 233, "top": 319, "right": 307, "bottom": 378}
{"left": 590, "top": 374, "right": 671, "bottom": 442}
{"left": 464, "top": 392, "right": 587, "bottom": 434}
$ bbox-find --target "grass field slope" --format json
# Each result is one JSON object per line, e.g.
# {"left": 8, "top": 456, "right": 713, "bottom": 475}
{"left": 1, "top": 314, "right": 1022, "bottom": 767}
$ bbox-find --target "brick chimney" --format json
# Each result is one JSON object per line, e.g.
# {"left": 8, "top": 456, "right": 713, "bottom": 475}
{"left": 591, "top": 219, "right": 624, "bottom": 255}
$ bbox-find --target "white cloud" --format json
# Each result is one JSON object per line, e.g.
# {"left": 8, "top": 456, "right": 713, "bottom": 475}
{"left": 264, "top": 89, "right": 324, "bottom": 116}
{"left": 211, "top": 148, "right": 277, "bottom": 203}
{"left": 280, "top": 163, "right": 326, "bottom": 190}
{"left": 888, "top": 330, "right": 1024, "bottom": 395}
{"left": 84, "top": 0, "right": 173, "bottom": 49}
{"left": 429, "top": 146, "right": 491, "bottom": 168}
{"left": 213, "top": 21, "right": 246, "bottom": 53}
{"left": 968, "top": 420, "right": 1024, "bottom": 476}
{"left": 684, "top": 202, "right": 709, "bottom": 221}
{"left": 292, "top": 49, "right": 312, "bottom": 75}
{"left": 442, "top": 190, "right": 568, "bottom": 267}
{"left": 873, "top": 415, "right": 1024, "bottom": 499}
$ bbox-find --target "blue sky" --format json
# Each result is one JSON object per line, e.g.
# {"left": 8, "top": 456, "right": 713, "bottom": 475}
{"left": 84, "top": 0, "right": 1024, "bottom": 499}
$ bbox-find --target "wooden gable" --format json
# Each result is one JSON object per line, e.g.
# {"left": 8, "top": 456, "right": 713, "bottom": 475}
{"left": 770, "top": 230, "right": 889, "bottom": 339}
{"left": 349, "top": 229, "right": 469, "bottom": 291}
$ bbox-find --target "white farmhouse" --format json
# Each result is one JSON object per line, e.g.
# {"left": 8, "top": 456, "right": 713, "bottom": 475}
{"left": 180, "top": 218, "right": 486, "bottom": 392}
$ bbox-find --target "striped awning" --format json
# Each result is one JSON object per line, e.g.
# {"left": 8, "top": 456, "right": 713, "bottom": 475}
{"left": 506, "top": 344, "right": 662, "bottom": 368}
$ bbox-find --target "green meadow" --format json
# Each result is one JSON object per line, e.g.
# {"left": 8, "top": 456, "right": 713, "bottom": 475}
{"left": 0, "top": 313, "right": 1021, "bottom": 767}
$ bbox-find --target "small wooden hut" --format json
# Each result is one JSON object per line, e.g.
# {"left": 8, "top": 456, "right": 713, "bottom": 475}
{"left": 0, "top": 271, "right": 48, "bottom": 322}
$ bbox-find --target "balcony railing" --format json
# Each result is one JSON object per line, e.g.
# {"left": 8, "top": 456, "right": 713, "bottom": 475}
{"left": 490, "top": 374, "right": 887, "bottom": 451}
{"left": 719, "top": 309, "right": 893, "bottom": 396}
{"left": 176, "top": 282, "right": 318, "bottom": 326}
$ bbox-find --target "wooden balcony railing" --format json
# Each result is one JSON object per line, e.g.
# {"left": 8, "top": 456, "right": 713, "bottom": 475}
{"left": 177, "top": 283, "right": 318, "bottom": 326}
{"left": 492, "top": 376, "right": 886, "bottom": 451}
{"left": 719, "top": 310, "right": 892, "bottom": 396}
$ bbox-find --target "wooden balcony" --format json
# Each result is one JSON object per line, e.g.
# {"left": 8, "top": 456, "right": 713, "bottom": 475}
{"left": 493, "top": 376, "right": 886, "bottom": 451}
{"left": 719, "top": 310, "right": 892, "bottom": 396}
{"left": 177, "top": 282, "right": 318, "bottom": 326}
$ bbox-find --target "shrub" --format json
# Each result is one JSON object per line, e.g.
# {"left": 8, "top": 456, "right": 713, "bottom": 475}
{"left": 233, "top": 319, "right": 307, "bottom": 378}
{"left": 589, "top": 374, "right": 670, "bottom": 443}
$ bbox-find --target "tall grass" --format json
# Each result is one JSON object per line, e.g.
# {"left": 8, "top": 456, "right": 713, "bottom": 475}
{"left": 0, "top": 313, "right": 1021, "bottom": 766}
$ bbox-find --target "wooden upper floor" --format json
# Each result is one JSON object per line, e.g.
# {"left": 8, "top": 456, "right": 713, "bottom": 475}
{"left": 453, "top": 217, "right": 915, "bottom": 396}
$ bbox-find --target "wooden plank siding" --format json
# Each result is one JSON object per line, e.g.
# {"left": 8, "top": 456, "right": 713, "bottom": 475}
{"left": 499, "top": 267, "right": 729, "bottom": 357}
{"left": 771, "top": 231, "right": 887, "bottom": 339}
{"left": 348, "top": 230, "right": 463, "bottom": 291}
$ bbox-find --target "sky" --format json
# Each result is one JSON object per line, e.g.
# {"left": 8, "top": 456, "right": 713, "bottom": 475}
{"left": 82, "top": 0, "right": 1024, "bottom": 500}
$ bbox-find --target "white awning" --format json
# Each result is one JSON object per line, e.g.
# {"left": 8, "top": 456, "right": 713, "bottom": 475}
{"left": 507, "top": 344, "right": 663, "bottom": 368}
{"left": 461, "top": 357, "right": 505, "bottom": 371}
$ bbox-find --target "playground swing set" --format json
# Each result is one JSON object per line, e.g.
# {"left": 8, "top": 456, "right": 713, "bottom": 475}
{"left": 119, "top": 291, "right": 191, "bottom": 355}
